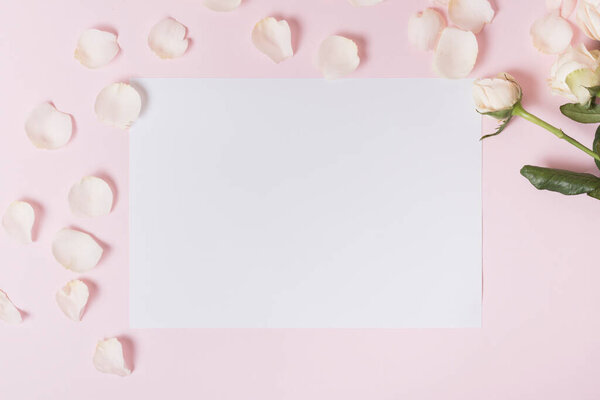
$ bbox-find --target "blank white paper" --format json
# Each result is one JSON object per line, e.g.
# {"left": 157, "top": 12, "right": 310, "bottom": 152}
{"left": 129, "top": 78, "right": 481, "bottom": 328}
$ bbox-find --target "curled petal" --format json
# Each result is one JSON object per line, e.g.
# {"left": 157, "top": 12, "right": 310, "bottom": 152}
{"left": 348, "top": 0, "right": 383, "bottom": 5}
{"left": 576, "top": 0, "right": 600, "bottom": 40}
{"left": 203, "top": 0, "right": 241, "bottom": 11}
{"left": 68, "top": 176, "right": 113, "bottom": 217}
{"left": 0, "top": 290, "right": 22, "bottom": 324}
{"left": 93, "top": 338, "right": 131, "bottom": 377}
{"left": 94, "top": 83, "right": 142, "bottom": 130}
{"left": 251, "top": 17, "right": 293, "bottom": 63}
{"left": 148, "top": 17, "right": 189, "bottom": 59}
{"left": 2, "top": 201, "right": 34, "bottom": 244}
{"left": 316, "top": 35, "right": 360, "bottom": 80}
{"left": 74, "top": 29, "right": 119, "bottom": 69}
{"left": 408, "top": 8, "right": 446, "bottom": 51}
{"left": 433, "top": 27, "right": 478, "bottom": 79}
{"left": 52, "top": 228, "right": 103, "bottom": 272}
{"left": 547, "top": 0, "right": 577, "bottom": 18}
{"left": 56, "top": 280, "right": 89, "bottom": 321}
{"left": 531, "top": 13, "right": 573, "bottom": 54}
{"left": 25, "top": 103, "right": 72, "bottom": 149}
{"left": 448, "top": 0, "right": 494, "bottom": 33}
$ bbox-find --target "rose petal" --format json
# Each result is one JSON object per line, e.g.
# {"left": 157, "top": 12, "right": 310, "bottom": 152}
{"left": 432, "top": 0, "right": 450, "bottom": 5}
{"left": 2, "top": 201, "right": 34, "bottom": 244}
{"left": 448, "top": 0, "right": 494, "bottom": 33}
{"left": 408, "top": 8, "right": 446, "bottom": 51}
{"left": 148, "top": 17, "right": 189, "bottom": 59}
{"left": 56, "top": 280, "right": 89, "bottom": 321}
{"left": 251, "top": 17, "right": 293, "bottom": 63}
{"left": 0, "top": 290, "right": 22, "bottom": 324}
{"left": 547, "top": 0, "right": 577, "bottom": 18}
{"left": 316, "top": 35, "right": 360, "bottom": 80}
{"left": 74, "top": 29, "right": 119, "bottom": 69}
{"left": 68, "top": 176, "right": 114, "bottom": 218}
{"left": 52, "top": 228, "right": 103, "bottom": 272}
{"left": 94, "top": 83, "right": 142, "bottom": 130}
{"left": 433, "top": 27, "right": 478, "bottom": 79}
{"left": 93, "top": 338, "right": 131, "bottom": 377}
{"left": 348, "top": 0, "right": 383, "bottom": 6}
{"left": 576, "top": 0, "right": 600, "bottom": 40}
{"left": 25, "top": 103, "right": 72, "bottom": 149}
{"left": 531, "top": 13, "right": 573, "bottom": 55}
{"left": 203, "top": 0, "right": 241, "bottom": 11}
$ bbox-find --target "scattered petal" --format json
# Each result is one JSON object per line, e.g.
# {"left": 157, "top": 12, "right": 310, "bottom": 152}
{"left": 251, "top": 17, "right": 293, "bottom": 63}
{"left": 530, "top": 13, "right": 573, "bottom": 54}
{"left": 203, "top": 0, "right": 241, "bottom": 11}
{"left": 2, "top": 201, "right": 34, "bottom": 244}
{"left": 408, "top": 8, "right": 446, "bottom": 51}
{"left": 68, "top": 176, "right": 114, "bottom": 218}
{"left": 547, "top": 0, "right": 577, "bottom": 18}
{"left": 316, "top": 35, "right": 360, "bottom": 80}
{"left": 0, "top": 290, "right": 22, "bottom": 324}
{"left": 52, "top": 228, "right": 103, "bottom": 272}
{"left": 74, "top": 29, "right": 119, "bottom": 69}
{"left": 25, "top": 103, "right": 72, "bottom": 149}
{"left": 93, "top": 338, "right": 131, "bottom": 376}
{"left": 433, "top": 27, "right": 478, "bottom": 79}
{"left": 576, "top": 0, "right": 600, "bottom": 40}
{"left": 433, "top": 0, "right": 450, "bottom": 5}
{"left": 348, "top": 0, "right": 383, "bottom": 6}
{"left": 56, "top": 280, "right": 89, "bottom": 321}
{"left": 94, "top": 83, "right": 142, "bottom": 130}
{"left": 448, "top": 0, "right": 494, "bottom": 33}
{"left": 148, "top": 17, "right": 189, "bottom": 59}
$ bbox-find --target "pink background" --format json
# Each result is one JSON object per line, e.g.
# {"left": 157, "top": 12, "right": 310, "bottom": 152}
{"left": 1, "top": 0, "right": 600, "bottom": 398}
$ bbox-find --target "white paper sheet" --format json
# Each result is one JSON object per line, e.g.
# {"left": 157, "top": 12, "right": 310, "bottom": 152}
{"left": 129, "top": 78, "right": 481, "bottom": 328}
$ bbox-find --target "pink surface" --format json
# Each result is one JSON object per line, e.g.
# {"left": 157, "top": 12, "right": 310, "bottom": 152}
{"left": 1, "top": 0, "right": 600, "bottom": 398}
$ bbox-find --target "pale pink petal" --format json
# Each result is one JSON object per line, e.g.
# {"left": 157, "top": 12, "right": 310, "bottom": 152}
{"left": 74, "top": 29, "right": 120, "bottom": 69}
{"left": 2, "top": 201, "right": 34, "bottom": 244}
{"left": 68, "top": 176, "right": 113, "bottom": 218}
{"left": 25, "top": 103, "right": 72, "bottom": 149}
{"left": 251, "top": 17, "right": 293, "bottom": 63}
{"left": 203, "top": 0, "right": 241, "bottom": 11}
{"left": 348, "top": 0, "right": 383, "bottom": 6}
{"left": 0, "top": 290, "right": 22, "bottom": 324}
{"left": 52, "top": 228, "right": 103, "bottom": 272}
{"left": 148, "top": 17, "right": 189, "bottom": 59}
{"left": 94, "top": 83, "right": 142, "bottom": 130}
{"left": 531, "top": 13, "right": 573, "bottom": 55}
{"left": 56, "top": 280, "right": 89, "bottom": 321}
{"left": 448, "top": 0, "right": 494, "bottom": 33}
{"left": 433, "top": 27, "right": 478, "bottom": 79}
{"left": 316, "top": 35, "right": 360, "bottom": 80}
{"left": 408, "top": 8, "right": 446, "bottom": 51}
{"left": 93, "top": 338, "right": 131, "bottom": 377}
{"left": 547, "top": 0, "right": 577, "bottom": 17}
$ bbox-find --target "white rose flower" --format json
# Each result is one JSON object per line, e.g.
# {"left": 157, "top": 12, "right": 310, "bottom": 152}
{"left": 576, "top": 0, "right": 600, "bottom": 40}
{"left": 549, "top": 44, "right": 600, "bottom": 104}
{"left": 472, "top": 73, "right": 522, "bottom": 115}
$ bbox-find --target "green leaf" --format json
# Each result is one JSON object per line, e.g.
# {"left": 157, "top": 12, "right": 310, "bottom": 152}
{"left": 594, "top": 125, "right": 600, "bottom": 171}
{"left": 480, "top": 115, "right": 512, "bottom": 140}
{"left": 588, "top": 188, "right": 600, "bottom": 200}
{"left": 560, "top": 103, "right": 600, "bottom": 123}
{"left": 520, "top": 165, "right": 600, "bottom": 196}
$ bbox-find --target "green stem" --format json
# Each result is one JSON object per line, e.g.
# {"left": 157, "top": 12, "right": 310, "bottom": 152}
{"left": 512, "top": 103, "right": 600, "bottom": 162}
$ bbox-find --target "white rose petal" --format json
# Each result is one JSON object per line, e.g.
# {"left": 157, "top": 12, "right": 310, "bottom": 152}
{"left": 433, "top": 0, "right": 450, "bottom": 5}
{"left": 94, "top": 83, "right": 142, "bottom": 130}
{"left": 348, "top": 0, "right": 383, "bottom": 6}
{"left": 530, "top": 13, "right": 573, "bottom": 55}
{"left": 408, "top": 8, "right": 446, "bottom": 51}
{"left": 547, "top": 0, "right": 578, "bottom": 17}
{"left": 448, "top": 0, "right": 494, "bottom": 33}
{"left": 2, "top": 201, "right": 35, "bottom": 244}
{"left": 52, "top": 228, "right": 103, "bottom": 272}
{"left": 577, "top": 0, "right": 600, "bottom": 40}
{"left": 549, "top": 43, "right": 600, "bottom": 103}
{"left": 316, "top": 35, "right": 360, "bottom": 80}
{"left": 93, "top": 338, "right": 131, "bottom": 376}
{"left": 203, "top": 0, "right": 241, "bottom": 11}
{"left": 433, "top": 27, "right": 478, "bottom": 79}
{"left": 56, "top": 280, "right": 89, "bottom": 321}
{"left": 0, "top": 290, "right": 22, "bottom": 324}
{"left": 25, "top": 103, "right": 72, "bottom": 150}
{"left": 251, "top": 17, "right": 293, "bottom": 63}
{"left": 148, "top": 18, "right": 189, "bottom": 59}
{"left": 74, "top": 29, "right": 120, "bottom": 69}
{"left": 68, "top": 176, "right": 113, "bottom": 218}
